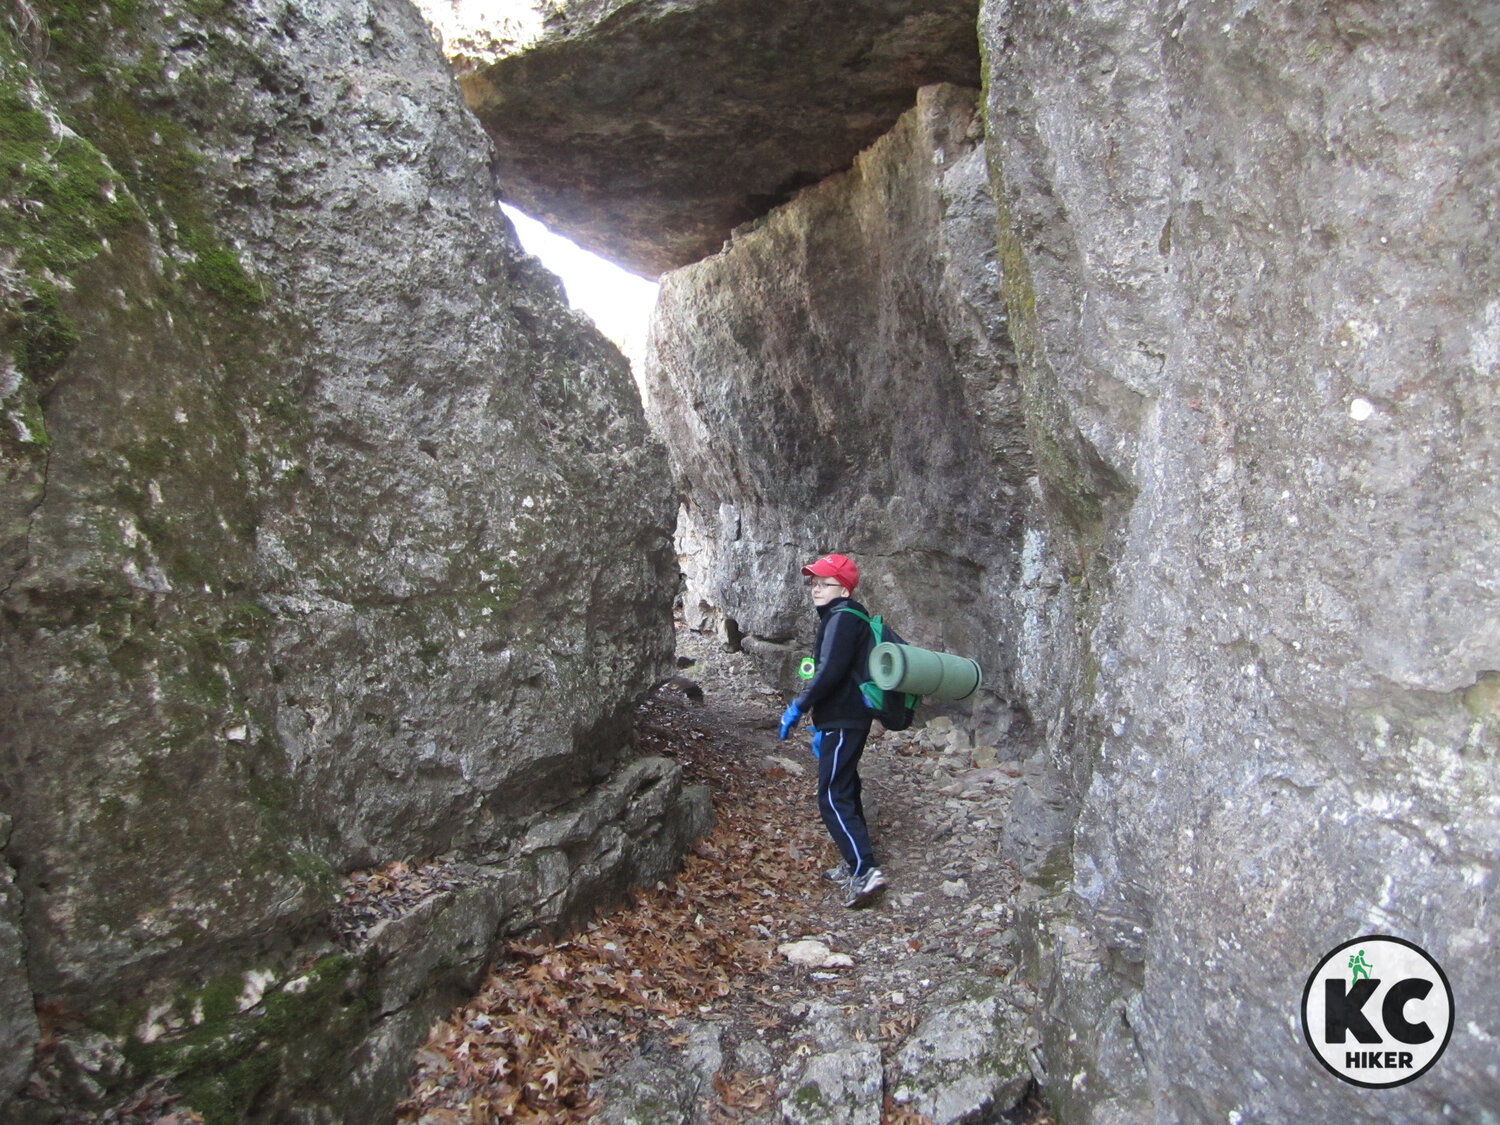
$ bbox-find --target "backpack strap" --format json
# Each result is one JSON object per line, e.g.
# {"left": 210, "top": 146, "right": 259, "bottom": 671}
{"left": 834, "top": 607, "right": 883, "bottom": 706}
{"left": 834, "top": 607, "right": 918, "bottom": 729}
{"left": 832, "top": 606, "right": 882, "bottom": 644}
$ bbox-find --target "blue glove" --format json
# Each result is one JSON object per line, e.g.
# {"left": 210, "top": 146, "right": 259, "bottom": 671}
{"left": 779, "top": 701, "right": 803, "bottom": 740}
{"left": 810, "top": 729, "right": 824, "bottom": 759}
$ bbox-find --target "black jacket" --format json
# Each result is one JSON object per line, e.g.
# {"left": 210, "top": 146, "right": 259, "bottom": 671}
{"left": 794, "top": 596, "right": 874, "bottom": 730}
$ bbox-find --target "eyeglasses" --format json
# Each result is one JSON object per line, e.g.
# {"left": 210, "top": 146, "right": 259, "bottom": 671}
{"left": 807, "top": 579, "right": 844, "bottom": 591}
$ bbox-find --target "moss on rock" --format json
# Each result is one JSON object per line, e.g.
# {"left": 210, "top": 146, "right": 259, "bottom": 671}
{"left": 119, "top": 954, "right": 374, "bottom": 1125}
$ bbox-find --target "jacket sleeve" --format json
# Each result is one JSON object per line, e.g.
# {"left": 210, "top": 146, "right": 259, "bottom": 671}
{"left": 795, "top": 611, "right": 863, "bottom": 712}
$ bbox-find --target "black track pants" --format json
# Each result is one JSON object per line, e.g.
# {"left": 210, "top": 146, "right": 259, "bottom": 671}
{"left": 816, "top": 725, "right": 876, "bottom": 878}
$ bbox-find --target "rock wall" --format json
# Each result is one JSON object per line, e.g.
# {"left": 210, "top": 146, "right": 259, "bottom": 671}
{"left": 642, "top": 84, "right": 1034, "bottom": 746}
{"left": 983, "top": 0, "right": 1500, "bottom": 1120}
{"left": 0, "top": 0, "right": 696, "bottom": 1118}
{"left": 643, "top": 1, "right": 1500, "bottom": 1120}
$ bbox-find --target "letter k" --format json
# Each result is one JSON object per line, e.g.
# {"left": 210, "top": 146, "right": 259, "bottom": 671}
{"left": 1325, "top": 978, "right": 1382, "bottom": 1043}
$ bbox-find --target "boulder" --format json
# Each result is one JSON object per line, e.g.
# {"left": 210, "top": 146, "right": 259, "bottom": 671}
{"left": 780, "top": 1002, "right": 883, "bottom": 1125}
{"left": 594, "top": 1053, "right": 700, "bottom": 1125}
{"left": 433, "top": 0, "right": 983, "bottom": 275}
{"left": 889, "top": 974, "right": 1033, "bottom": 1124}
{"left": 592, "top": 1020, "right": 723, "bottom": 1125}
{"left": 0, "top": 0, "right": 687, "bottom": 1117}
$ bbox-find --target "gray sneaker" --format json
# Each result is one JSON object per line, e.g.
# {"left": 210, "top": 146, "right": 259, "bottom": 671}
{"left": 822, "top": 862, "right": 850, "bottom": 884}
{"left": 843, "top": 867, "right": 886, "bottom": 909}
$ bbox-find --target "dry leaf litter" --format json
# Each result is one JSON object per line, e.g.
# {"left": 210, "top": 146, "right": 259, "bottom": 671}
{"left": 394, "top": 624, "right": 1055, "bottom": 1125}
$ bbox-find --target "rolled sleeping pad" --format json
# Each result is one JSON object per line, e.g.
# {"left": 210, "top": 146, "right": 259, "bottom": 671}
{"left": 869, "top": 642, "right": 982, "bottom": 701}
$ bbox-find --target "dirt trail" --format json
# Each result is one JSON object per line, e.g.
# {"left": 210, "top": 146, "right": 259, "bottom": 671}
{"left": 399, "top": 627, "right": 1053, "bottom": 1124}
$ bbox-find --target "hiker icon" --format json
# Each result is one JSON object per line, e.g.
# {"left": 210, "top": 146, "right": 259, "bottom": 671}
{"left": 1349, "top": 950, "right": 1372, "bottom": 983}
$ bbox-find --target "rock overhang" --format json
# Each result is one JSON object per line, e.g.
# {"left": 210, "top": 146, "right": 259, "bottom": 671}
{"left": 427, "top": 0, "right": 983, "bottom": 277}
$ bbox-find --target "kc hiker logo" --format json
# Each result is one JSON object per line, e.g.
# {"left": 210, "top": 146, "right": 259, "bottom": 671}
{"left": 1301, "top": 935, "right": 1454, "bottom": 1087}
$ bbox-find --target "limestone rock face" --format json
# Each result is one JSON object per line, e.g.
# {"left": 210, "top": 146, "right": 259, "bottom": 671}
{"left": 442, "top": 0, "right": 983, "bottom": 275}
{"left": 645, "top": 5, "right": 1499, "bottom": 1122}
{"left": 979, "top": 1, "right": 1500, "bottom": 1121}
{"left": 1, "top": 0, "right": 683, "bottom": 1116}
{"left": 0, "top": 816, "right": 32, "bottom": 1102}
{"left": 641, "top": 84, "right": 1031, "bottom": 745}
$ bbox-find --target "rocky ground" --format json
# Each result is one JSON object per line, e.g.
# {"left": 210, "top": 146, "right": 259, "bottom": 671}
{"left": 399, "top": 625, "right": 1053, "bottom": 1125}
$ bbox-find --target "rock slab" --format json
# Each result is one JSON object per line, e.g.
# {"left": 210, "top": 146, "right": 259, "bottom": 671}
{"left": 890, "top": 975, "right": 1032, "bottom": 1124}
{"left": 442, "top": 0, "right": 983, "bottom": 275}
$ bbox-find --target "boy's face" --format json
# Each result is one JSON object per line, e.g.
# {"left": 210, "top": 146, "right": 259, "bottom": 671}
{"left": 808, "top": 578, "right": 849, "bottom": 607}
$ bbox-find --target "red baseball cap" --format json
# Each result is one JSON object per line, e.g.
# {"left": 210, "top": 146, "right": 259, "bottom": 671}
{"left": 801, "top": 553, "right": 859, "bottom": 592}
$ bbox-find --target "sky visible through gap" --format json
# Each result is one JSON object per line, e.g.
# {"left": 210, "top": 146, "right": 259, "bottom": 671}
{"left": 501, "top": 203, "right": 659, "bottom": 379}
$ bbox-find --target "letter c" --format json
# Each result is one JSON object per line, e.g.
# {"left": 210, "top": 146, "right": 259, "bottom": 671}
{"left": 1382, "top": 978, "right": 1435, "bottom": 1044}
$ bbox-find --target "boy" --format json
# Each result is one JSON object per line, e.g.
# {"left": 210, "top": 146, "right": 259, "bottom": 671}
{"left": 778, "top": 553, "right": 886, "bottom": 908}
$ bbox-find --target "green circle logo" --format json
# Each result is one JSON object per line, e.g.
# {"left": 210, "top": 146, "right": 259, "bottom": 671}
{"left": 797, "top": 657, "right": 816, "bottom": 679}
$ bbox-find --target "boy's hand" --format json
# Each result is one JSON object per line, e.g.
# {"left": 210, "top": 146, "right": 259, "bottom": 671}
{"left": 778, "top": 701, "right": 802, "bottom": 739}
{"left": 810, "top": 729, "right": 823, "bottom": 759}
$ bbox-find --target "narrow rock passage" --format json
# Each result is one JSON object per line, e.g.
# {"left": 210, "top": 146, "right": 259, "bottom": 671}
{"left": 398, "top": 626, "right": 1053, "bottom": 1125}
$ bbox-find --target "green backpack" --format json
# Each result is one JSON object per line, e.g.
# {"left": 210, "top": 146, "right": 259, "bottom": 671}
{"left": 834, "top": 607, "right": 919, "bottom": 731}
